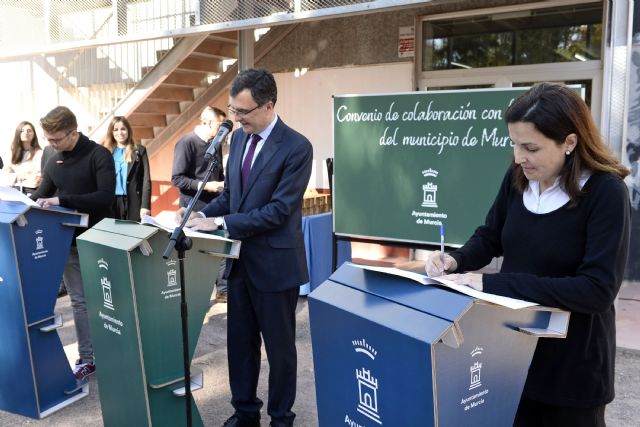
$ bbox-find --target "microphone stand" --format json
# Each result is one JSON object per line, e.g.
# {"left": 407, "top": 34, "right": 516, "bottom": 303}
{"left": 162, "top": 148, "right": 221, "bottom": 427}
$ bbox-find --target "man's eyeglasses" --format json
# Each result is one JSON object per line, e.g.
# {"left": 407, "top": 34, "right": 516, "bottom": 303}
{"left": 44, "top": 129, "right": 74, "bottom": 144}
{"left": 227, "top": 103, "right": 263, "bottom": 117}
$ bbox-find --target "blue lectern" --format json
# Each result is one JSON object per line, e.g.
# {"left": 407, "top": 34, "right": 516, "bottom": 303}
{"left": 0, "top": 200, "right": 89, "bottom": 419}
{"left": 308, "top": 263, "right": 570, "bottom": 427}
{"left": 300, "top": 212, "right": 351, "bottom": 295}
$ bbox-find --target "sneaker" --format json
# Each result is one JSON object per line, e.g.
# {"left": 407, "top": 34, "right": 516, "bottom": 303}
{"left": 73, "top": 359, "right": 96, "bottom": 381}
{"left": 216, "top": 289, "right": 227, "bottom": 303}
{"left": 58, "top": 281, "right": 67, "bottom": 297}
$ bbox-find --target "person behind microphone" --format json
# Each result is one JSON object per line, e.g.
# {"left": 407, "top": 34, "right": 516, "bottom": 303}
{"left": 177, "top": 68, "right": 313, "bottom": 427}
{"left": 172, "top": 106, "right": 230, "bottom": 302}
{"left": 171, "top": 106, "right": 227, "bottom": 212}
{"left": 102, "top": 116, "right": 151, "bottom": 222}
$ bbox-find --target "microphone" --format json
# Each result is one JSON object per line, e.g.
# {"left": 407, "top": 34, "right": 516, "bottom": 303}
{"left": 204, "top": 119, "right": 233, "bottom": 161}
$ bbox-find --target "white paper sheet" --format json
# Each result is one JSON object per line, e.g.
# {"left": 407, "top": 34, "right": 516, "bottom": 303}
{"left": 352, "top": 263, "right": 538, "bottom": 310}
{"left": 0, "top": 186, "right": 39, "bottom": 207}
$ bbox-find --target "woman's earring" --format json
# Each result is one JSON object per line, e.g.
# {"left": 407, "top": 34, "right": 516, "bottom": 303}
{"left": 566, "top": 150, "right": 571, "bottom": 156}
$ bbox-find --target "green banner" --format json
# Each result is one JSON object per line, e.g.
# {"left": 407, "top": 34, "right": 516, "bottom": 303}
{"left": 333, "top": 88, "right": 529, "bottom": 246}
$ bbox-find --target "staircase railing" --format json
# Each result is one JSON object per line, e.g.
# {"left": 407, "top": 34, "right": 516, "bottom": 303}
{"left": 46, "top": 1, "right": 199, "bottom": 132}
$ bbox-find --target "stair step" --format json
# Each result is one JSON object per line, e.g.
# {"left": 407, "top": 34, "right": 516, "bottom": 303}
{"left": 178, "top": 100, "right": 194, "bottom": 112}
{"left": 193, "top": 39, "right": 238, "bottom": 58}
{"left": 129, "top": 113, "right": 167, "bottom": 127}
{"left": 132, "top": 126, "right": 156, "bottom": 139}
{"left": 156, "top": 49, "right": 170, "bottom": 61}
{"left": 152, "top": 125, "right": 167, "bottom": 136}
{"left": 177, "top": 56, "right": 224, "bottom": 73}
{"left": 166, "top": 114, "right": 180, "bottom": 125}
{"left": 206, "top": 31, "right": 238, "bottom": 43}
{"left": 140, "top": 65, "right": 154, "bottom": 76}
{"left": 148, "top": 86, "right": 194, "bottom": 102}
{"left": 193, "top": 87, "right": 207, "bottom": 98}
{"left": 136, "top": 100, "right": 181, "bottom": 114}
{"left": 189, "top": 51, "right": 235, "bottom": 61}
{"left": 163, "top": 71, "right": 208, "bottom": 87}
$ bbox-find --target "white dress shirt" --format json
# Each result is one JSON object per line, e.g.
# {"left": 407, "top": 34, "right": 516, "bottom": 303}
{"left": 523, "top": 171, "right": 592, "bottom": 214}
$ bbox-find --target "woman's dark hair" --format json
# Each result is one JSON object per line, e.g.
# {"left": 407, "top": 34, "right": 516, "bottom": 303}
{"left": 11, "top": 121, "right": 41, "bottom": 164}
{"left": 505, "top": 83, "right": 629, "bottom": 205}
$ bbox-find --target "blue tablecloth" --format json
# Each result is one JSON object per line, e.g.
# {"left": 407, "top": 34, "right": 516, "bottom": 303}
{"left": 300, "top": 212, "right": 351, "bottom": 295}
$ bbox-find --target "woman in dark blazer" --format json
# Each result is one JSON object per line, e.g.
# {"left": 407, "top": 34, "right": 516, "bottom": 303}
{"left": 102, "top": 116, "right": 151, "bottom": 221}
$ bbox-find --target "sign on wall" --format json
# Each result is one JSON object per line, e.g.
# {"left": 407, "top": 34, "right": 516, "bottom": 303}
{"left": 398, "top": 26, "right": 414, "bottom": 58}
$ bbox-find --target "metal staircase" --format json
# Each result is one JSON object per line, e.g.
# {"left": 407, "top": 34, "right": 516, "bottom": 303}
{"left": 127, "top": 31, "right": 239, "bottom": 144}
{"left": 90, "top": 24, "right": 296, "bottom": 157}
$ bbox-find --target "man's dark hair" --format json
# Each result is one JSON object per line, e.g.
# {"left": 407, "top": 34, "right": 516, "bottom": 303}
{"left": 212, "top": 106, "right": 226, "bottom": 118}
{"left": 40, "top": 106, "right": 78, "bottom": 134}
{"left": 230, "top": 68, "right": 277, "bottom": 106}
{"left": 627, "top": 143, "right": 640, "bottom": 163}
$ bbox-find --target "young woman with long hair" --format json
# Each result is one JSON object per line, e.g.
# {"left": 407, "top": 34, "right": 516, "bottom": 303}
{"left": 103, "top": 116, "right": 151, "bottom": 221}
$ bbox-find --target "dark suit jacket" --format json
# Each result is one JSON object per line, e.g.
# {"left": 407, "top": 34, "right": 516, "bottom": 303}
{"left": 202, "top": 117, "right": 313, "bottom": 292}
{"left": 124, "top": 144, "right": 151, "bottom": 221}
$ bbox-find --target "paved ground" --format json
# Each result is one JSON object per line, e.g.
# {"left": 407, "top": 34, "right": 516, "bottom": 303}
{"left": 1, "top": 286, "right": 639, "bottom": 426}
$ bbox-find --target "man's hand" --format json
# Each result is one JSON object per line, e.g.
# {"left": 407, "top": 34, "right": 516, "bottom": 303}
{"left": 36, "top": 197, "right": 60, "bottom": 208}
{"left": 139, "top": 208, "right": 151, "bottom": 218}
{"left": 203, "top": 181, "right": 224, "bottom": 193}
{"left": 175, "top": 207, "right": 201, "bottom": 224}
{"left": 186, "top": 217, "right": 218, "bottom": 232}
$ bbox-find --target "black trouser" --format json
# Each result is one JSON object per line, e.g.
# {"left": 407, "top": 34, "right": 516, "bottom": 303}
{"left": 227, "top": 260, "right": 299, "bottom": 425}
{"left": 114, "top": 195, "right": 128, "bottom": 220}
{"left": 514, "top": 398, "right": 606, "bottom": 427}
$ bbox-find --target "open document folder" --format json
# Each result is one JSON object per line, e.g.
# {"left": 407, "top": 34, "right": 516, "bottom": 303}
{"left": 351, "top": 262, "right": 537, "bottom": 310}
{"left": 138, "top": 214, "right": 241, "bottom": 258}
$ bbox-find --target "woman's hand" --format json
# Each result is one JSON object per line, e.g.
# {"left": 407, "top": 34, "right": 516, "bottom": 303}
{"left": 425, "top": 250, "right": 457, "bottom": 277}
{"left": 441, "top": 273, "right": 484, "bottom": 291}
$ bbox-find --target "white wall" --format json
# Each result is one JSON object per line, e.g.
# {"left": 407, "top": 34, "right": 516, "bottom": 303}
{"left": 273, "top": 62, "right": 414, "bottom": 188}
{"left": 0, "top": 58, "right": 104, "bottom": 165}
{"left": 0, "top": 60, "right": 53, "bottom": 166}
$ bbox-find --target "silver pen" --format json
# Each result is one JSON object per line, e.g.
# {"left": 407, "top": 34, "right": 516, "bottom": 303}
{"left": 440, "top": 223, "right": 445, "bottom": 271}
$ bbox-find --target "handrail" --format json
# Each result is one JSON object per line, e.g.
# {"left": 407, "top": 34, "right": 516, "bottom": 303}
{"left": 86, "top": 34, "right": 210, "bottom": 141}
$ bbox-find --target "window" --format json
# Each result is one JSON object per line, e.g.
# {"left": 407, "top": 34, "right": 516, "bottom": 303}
{"left": 422, "top": 4, "right": 602, "bottom": 71}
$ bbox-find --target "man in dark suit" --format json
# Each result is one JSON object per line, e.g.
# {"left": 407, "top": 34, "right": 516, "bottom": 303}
{"left": 177, "top": 68, "right": 313, "bottom": 427}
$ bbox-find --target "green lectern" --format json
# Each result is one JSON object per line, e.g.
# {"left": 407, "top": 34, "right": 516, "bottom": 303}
{"left": 76, "top": 219, "right": 240, "bottom": 427}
